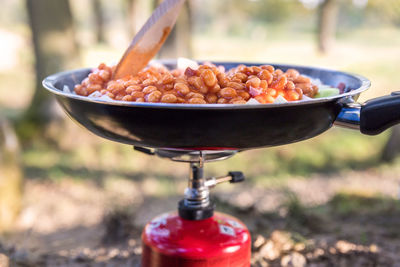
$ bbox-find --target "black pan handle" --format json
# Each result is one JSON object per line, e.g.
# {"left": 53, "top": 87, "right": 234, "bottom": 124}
{"left": 360, "top": 92, "right": 400, "bottom": 135}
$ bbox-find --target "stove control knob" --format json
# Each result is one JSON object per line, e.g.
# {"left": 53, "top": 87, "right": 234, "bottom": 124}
{"left": 228, "top": 171, "right": 245, "bottom": 183}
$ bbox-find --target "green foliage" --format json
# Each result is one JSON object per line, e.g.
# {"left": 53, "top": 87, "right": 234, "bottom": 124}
{"left": 366, "top": 0, "right": 400, "bottom": 26}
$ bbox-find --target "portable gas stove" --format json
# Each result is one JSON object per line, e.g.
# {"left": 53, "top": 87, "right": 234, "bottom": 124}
{"left": 135, "top": 147, "right": 250, "bottom": 266}
{"left": 43, "top": 60, "right": 400, "bottom": 267}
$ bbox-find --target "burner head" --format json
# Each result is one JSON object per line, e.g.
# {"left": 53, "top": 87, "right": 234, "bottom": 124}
{"left": 134, "top": 147, "right": 237, "bottom": 163}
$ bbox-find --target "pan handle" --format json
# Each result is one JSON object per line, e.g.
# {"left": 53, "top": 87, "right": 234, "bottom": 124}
{"left": 360, "top": 92, "right": 400, "bottom": 135}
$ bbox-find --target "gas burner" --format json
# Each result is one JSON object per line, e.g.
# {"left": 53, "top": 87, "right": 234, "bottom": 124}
{"left": 134, "top": 146, "right": 238, "bottom": 163}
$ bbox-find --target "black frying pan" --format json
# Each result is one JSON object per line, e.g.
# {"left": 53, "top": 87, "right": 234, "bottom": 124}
{"left": 42, "top": 60, "right": 400, "bottom": 150}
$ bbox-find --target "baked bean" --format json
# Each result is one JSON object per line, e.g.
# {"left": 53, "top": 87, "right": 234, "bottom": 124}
{"left": 146, "top": 90, "right": 162, "bottom": 102}
{"left": 206, "top": 93, "right": 218, "bottom": 103}
{"left": 231, "top": 99, "right": 247, "bottom": 104}
{"left": 136, "top": 97, "right": 144, "bottom": 102}
{"left": 246, "top": 77, "right": 261, "bottom": 89}
{"left": 296, "top": 83, "right": 312, "bottom": 94}
{"left": 115, "top": 94, "right": 125, "bottom": 100}
{"left": 275, "top": 69, "right": 284, "bottom": 76}
{"left": 201, "top": 69, "right": 217, "bottom": 87}
{"left": 131, "top": 91, "right": 144, "bottom": 99}
{"left": 294, "top": 76, "right": 311, "bottom": 84}
{"left": 175, "top": 78, "right": 187, "bottom": 84}
{"left": 209, "top": 84, "right": 221, "bottom": 94}
{"left": 238, "top": 91, "right": 251, "bottom": 100}
{"left": 261, "top": 65, "right": 275, "bottom": 73}
{"left": 267, "top": 88, "right": 277, "bottom": 97}
{"left": 220, "top": 87, "right": 237, "bottom": 99}
{"left": 88, "top": 73, "right": 102, "bottom": 84}
{"left": 175, "top": 82, "right": 190, "bottom": 96}
{"left": 286, "top": 69, "right": 299, "bottom": 80}
{"left": 188, "top": 98, "right": 207, "bottom": 104}
{"left": 227, "top": 82, "right": 245, "bottom": 91}
{"left": 233, "top": 73, "right": 248, "bottom": 82}
{"left": 258, "top": 70, "right": 271, "bottom": 82}
{"left": 265, "top": 95, "right": 275, "bottom": 103}
{"left": 87, "top": 84, "right": 102, "bottom": 94}
{"left": 126, "top": 85, "right": 142, "bottom": 94}
{"left": 161, "top": 73, "right": 174, "bottom": 84}
{"left": 312, "top": 85, "right": 319, "bottom": 96}
{"left": 295, "top": 87, "right": 304, "bottom": 99}
{"left": 186, "top": 92, "right": 204, "bottom": 99}
{"left": 251, "top": 66, "right": 262, "bottom": 74}
{"left": 124, "top": 79, "right": 139, "bottom": 87}
{"left": 98, "top": 63, "right": 107, "bottom": 70}
{"left": 171, "top": 69, "right": 182, "bottom": 77}
{"left": 108, "top": 83, "right": 125, "bottom": 95}
{"left": 122, "top": 95, "right": 133, "bottom": 101}
{"left": 81, "top": 77, "right": 89, "bottom": 87}
{"left": 143, "top": 86, "right": 158, "bottom": 94}
{"left": 79, "top": 86, "right": 88, "bottom": 96}
{"left": 143, "top": 78, "right": 156, "bottom": 86}
{"left": 176, "top": 97, "right": 186, "bottom": 103}
{"left": 254, "top": 95, "right": 267, "bottom": 104}
{"left": 99, "top": 70, "right": 111, "bottom": 81}
{"left": 260, "top": 80, "right": 268, "bottom": 90}
{"left": 217, "top": 98, "right": 228, "bottom": 104}
{"left": 286, "top": 90, "right": 300, "bottom": 101}
{"left": 285, "top": 81, "right": 295, "bottom": 90}
{"left": 191, "top": 77, "right": 208, "bottom": 94}
{"left": 164, "top": 83, "right": 174, "bottom": 91}
{"left": 217, "top": 73, "right": 229, "bottom": 87}
{"left": 272, "top": 76, "right": 287, "bottom": 91}
{"left": 161, "top": 93, "right": 177, "bottom": 103}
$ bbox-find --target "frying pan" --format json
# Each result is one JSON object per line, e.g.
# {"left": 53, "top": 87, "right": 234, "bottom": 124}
{"left": 42, "top": 60, "right": 400, "bottom": 150}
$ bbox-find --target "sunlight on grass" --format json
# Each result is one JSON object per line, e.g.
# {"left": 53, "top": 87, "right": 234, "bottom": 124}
{"left": 329, "top": 190, "right": 400, "bottom": 216}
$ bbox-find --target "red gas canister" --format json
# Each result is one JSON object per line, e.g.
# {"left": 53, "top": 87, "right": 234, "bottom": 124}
{"left": 142, "top": 212, "right": 251, "bottom": 267}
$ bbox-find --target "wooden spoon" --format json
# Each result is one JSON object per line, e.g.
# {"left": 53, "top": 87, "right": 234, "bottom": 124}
{"left": 113, "top": 0, "right": 186, "bottom": 80}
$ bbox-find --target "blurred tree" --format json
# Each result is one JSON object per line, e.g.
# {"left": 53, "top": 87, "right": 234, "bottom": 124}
{"left": 367, "top": 0, "right": 400, "bottom": 26}
{"left": 127, "top": 0, "right": 153, "bottom": 37}
{"left": 0, "top": 117, "right": 22, "bottom": 232}
{"left": 92, "top": 0, "right": 106, "bottom": 43}
{"left": 317, "top": 0, "right": 339, "bottom": 53}
{"left": 20, "top": 0, "right": 80, "bottom": 141}
{"left": 126, "top": 0, "right": 138, "bottom": 37}
{"left": 152, "top": 0, "right": 192, "bottom": 58}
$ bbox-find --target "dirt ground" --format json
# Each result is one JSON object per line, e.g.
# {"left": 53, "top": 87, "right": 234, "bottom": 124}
{"left": 1, "top": 167, "right": 400, "bottom": 267}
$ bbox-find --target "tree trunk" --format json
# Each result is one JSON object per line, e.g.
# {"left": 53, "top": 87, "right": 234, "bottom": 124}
{"left": 0, "top": 117, "right": 22, "bottom": 232}
{"left": 126, "top": 0, "right": 138, "bottom": 37}
{"left": 21, "top": 0, "right": 80, "bottom": 140}
{"left": 317, "top": 0, "right": 339, "bottom": 54}
{"left": 153, "top": 0, "right": 193, "bottom": 59}
{"left": 381, "top": 125, "right": 400, "bottom": 162}
{"left": 128, "top": 0, "right": 152, "bottom": 37}
{"left": 92, "top": 0, "right": 106, "bottom": 43}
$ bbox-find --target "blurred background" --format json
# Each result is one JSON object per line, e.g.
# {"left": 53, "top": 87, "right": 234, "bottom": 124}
{"left": 1, "top": 0, "right": 400, "bottom": 266}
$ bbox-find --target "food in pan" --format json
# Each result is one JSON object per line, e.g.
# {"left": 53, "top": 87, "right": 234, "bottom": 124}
{"left": 73, "top": 60, "right": 341, "bottom": 104}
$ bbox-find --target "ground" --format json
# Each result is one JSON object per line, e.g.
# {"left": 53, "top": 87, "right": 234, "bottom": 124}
{"left": 1, "top": 159, "right": 400, "bottom": 266}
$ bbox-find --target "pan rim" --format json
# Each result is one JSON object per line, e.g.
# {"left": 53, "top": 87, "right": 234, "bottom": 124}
{"left": 42, "top": 61, "right": 371, "bottom": 110}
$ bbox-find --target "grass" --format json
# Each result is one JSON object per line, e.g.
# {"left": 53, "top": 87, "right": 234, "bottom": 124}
{"left": 328, "top": 190, "right": 400, "bottom": 217}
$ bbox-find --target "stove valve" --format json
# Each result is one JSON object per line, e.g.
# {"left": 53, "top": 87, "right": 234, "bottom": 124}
{"left": 205, "top": 171, "right": 245, "bottom": 188}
